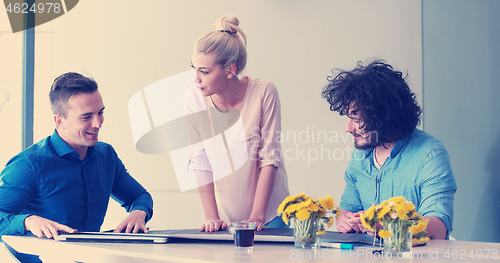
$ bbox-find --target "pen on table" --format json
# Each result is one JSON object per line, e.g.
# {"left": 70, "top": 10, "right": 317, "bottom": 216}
{"left": 318, "top": 242, "right": 354, "bottom": 249}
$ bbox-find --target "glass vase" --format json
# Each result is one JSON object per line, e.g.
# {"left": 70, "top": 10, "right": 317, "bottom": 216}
{"left": 383, "top": 221, "right": 412, "bottom": 256}
{"left": 292, "top": 217, "right": 318, "bottom": 248}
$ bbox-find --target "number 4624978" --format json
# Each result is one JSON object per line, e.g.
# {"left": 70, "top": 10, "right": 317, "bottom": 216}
{"left": 443, "top": 249, "right": 498, "bottom": 259}
{"left": 5, "top": 2, "right": 62, "bottom": 14}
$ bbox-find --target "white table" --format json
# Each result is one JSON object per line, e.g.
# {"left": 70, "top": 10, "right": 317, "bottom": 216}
{"left": 2, "top": 235, "right": 500, "bottom": 262}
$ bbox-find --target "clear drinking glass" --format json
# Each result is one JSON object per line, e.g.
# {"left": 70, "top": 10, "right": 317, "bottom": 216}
{"left": 231, "top": 222, "right": 257, "bottom": 250}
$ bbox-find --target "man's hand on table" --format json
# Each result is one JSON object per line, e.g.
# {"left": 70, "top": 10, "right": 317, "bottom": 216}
{"left": 113, "top": 209, "right": 149, "bottom": 233}
{"left": 337, "top": 210, "right": 368, "bottom": 234}
{"left": 337, "top": 210, "right": 382, "bottom": 237}
{"left": 24, "top": 215, "right": 77, "bottom": 239}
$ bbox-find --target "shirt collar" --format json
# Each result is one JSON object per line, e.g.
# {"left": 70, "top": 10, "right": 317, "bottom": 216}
{"left": 362, "top": 148, "right": 375, "bottom": 159}
{"left": 361, "top": 129, "right": 415, "bottom": 159}
{"left": 50, "top": 130, "right": 76, "bottom": 157}
{"left": 389, "top": 129, "right": 414, "bottom": 158}
{"left": 49, "top": 129, "right": 96, "bottom": 160}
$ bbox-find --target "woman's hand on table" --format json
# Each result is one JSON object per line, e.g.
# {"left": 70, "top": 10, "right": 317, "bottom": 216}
{"left": 200, "top": 218, "right": 228, "bottom": 232}
{"left": 242, "top": 218, "right": 265, "bottom": 231}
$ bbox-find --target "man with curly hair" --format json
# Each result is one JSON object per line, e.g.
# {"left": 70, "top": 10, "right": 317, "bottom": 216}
{"left": 321, "top": 60, "right": 457, "bottom": 239}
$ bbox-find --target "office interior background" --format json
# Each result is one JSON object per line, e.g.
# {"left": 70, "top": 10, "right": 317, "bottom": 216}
{"left": 0, "top": 0, "right": 498, "bottom": 243}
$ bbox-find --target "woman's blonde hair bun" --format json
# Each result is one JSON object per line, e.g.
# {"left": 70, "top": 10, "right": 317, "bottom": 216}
{"left": 195, "top": 15, "right": 247, "bottom": 74}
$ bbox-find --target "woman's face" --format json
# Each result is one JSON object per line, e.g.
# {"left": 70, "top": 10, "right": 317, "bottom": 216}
{"left": 191, "top": 51, "right": 230, "bottom": 97}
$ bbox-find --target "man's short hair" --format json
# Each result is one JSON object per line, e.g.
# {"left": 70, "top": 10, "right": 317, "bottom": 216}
{"left": 49, "top": 72, "right": 98, "bottom": 118}
{"left": 321, "top": 60, "right": 422, "bottom": 146}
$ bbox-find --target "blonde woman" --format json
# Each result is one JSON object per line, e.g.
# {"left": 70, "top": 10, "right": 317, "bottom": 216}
{"left": 186, "top": 15, "right": 290, "bottom": 232}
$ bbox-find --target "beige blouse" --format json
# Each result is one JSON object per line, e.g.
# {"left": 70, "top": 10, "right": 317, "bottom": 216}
{"left": 185, "top": 77, "right": 290, "bottom": 224}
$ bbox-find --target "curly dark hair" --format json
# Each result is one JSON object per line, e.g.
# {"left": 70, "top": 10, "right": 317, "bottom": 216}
{"left": 321, "top": 60, "right": 422, "bottom": 146}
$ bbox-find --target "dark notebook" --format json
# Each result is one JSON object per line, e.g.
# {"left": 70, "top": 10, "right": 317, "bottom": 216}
{"left": 55, "top": 228, "right": 379, "bottom": 245}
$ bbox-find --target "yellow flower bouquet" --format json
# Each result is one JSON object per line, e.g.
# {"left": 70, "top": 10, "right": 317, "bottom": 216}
{"left": 360, "top": 196, "right": 430, "bottom": 252}
{"left": 277, "top": 193, "right": 338, "bottom": 248}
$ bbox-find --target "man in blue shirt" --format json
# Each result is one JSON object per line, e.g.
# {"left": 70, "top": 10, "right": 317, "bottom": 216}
{"left": 321, "top": 60, "right": 457, "bottom": 239}
{"left": 0, "top": 72, "right": 153, "bottom": 240}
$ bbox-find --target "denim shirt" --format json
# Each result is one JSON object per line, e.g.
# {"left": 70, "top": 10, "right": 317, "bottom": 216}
{"left": 0, "top": 130, "right": 153, "bottom": 236}
{"left": 340, "top": 128, "right": 457, "bottom": 237}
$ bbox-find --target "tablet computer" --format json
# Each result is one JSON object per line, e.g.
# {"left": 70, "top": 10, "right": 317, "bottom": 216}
{"left": 54, "top": 232, "right": 168, "bottom": 244}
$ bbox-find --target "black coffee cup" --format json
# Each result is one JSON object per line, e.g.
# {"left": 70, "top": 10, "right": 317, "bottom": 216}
{"left": 230, "top": 222, "right": 257, "bottom": 250}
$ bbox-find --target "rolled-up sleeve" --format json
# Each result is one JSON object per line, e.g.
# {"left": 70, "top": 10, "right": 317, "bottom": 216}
{"left": 340, "top": 164, "right": 365, "bottom": 213}
{"left": 187, "top": 143, "right": 212, "bottom": 172}
{"left": 257, "top": 84, "right": 283, "bottom": 168}
{"left": 185, "top": 88, "right": 213, "bottom": 172}
{"left": 417, "top": 147, "right": 457, "bottom": 237}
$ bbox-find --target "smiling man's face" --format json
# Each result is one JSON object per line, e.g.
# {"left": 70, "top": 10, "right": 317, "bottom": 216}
{"left": 344, "top": 107, "right": 378, "bottom": 150}
{"left": 55, "top": 91, "right": 104, "bottom": 157}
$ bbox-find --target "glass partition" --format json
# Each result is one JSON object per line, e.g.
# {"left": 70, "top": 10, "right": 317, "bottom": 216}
{"left": 0, "top": 9, "right": 23, "bottom": 167}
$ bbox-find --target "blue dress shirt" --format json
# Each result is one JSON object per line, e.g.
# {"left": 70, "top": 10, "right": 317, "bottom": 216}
{"left": 340, "top": 128, "right": 457, "bottom": 237}
{"left": 0, "top": 130, "right": 153, "bottom": 235}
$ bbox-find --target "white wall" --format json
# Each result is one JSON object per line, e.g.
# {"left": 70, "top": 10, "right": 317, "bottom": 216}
{"left": 4, "top": 0, "right": 422, "bottom": 230}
